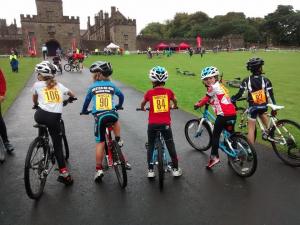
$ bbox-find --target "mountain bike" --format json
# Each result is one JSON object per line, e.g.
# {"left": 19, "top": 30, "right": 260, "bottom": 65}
{"left": 63, "top": 60, "right": 80, "bottom": 72}
{"left": 235, "top": 98, "right": 300, "bottom": 167}
{"left": 0, "top": 136, "right": 5, "bottom": 163}
{"left": 24, "top": 97, "right": 77, "bottom": 200}
{"left": 185, "top": 104, "right": 257, "bottom": 177}
{"left": 137, "top": 108, "right": 174, "bottom": 189}
{"left": 80, "top": 109, "right": 127, "bottom": 189}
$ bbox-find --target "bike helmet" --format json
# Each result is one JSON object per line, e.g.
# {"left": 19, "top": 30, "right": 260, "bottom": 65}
{"left": 35, "top": 63, "right": 56, "bottom": 77}
{"left": 246, "top": 57, "right": 264, "bottom": 71}
{"left": 39, "top": 61, "right": 58, "bottom": 75}
{"left": 149, "top": 66, "right": 168, "bottom": 82}
{"left": 200, "top": 66, "right": 219, "bottom": 80}
{"left": 89, "top": 61, "right": 113, "bottom": 77}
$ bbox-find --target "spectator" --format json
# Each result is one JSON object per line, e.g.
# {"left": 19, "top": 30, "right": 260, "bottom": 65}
{"left": 0, "top": 69, "right": 15, "bottom": 153}
{"left": 42, "top": 44, "right": 48, "bottom": 60}
{"left": 9, "top": 52, "right": 19, "bottom": 73}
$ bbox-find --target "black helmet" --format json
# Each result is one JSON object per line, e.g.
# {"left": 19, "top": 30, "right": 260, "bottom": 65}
{"left": 89, "top": 61, "right": 113, "bottom": 77}
{"left": 246, "top": 57, "right": 264, "bottom": 72}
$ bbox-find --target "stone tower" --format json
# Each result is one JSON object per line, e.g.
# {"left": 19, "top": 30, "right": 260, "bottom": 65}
{"left": 21, "top": 0, "right": 80, "bottom": 56}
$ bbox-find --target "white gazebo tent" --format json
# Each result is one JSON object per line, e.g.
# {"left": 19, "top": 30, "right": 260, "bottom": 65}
{"left": 106, "top": 43, "right": 120, "bottom": 49}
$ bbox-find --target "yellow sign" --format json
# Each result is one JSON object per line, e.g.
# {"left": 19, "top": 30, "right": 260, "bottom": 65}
{"left": 96, "top": 93, "right": 112, "bottom": 110}
{"left": 251, "top": 89, "right": 266, "bottom": 104}
{"left": 43, "top": 88, "right": 61, "bottom": 103}
{"left": 153, "top": 95, "right": 169, "bottom": 113}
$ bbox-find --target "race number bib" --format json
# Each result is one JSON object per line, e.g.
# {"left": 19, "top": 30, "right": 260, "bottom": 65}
{"left": 251, "top": 89, "right": 266, "bottom": 104}
{"left": 96, "top": 93, "right": 112, "bottom": 110}
{"left": 153, "top": 95, "right": 169, "bottom": 113}
{"left": 43, "top": 88, "right": 61, "bottom": 103}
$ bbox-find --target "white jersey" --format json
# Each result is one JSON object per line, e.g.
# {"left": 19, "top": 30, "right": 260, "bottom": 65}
{"left": 31, "top": 81, "right": 69, "bottom": 113}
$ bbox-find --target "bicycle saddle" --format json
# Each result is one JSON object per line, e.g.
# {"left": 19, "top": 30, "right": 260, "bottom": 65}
{"left": 267, "top": 104, "right": 284, "bottom": 111}
{"left": 33, "top": 124, "right": 47, "bottom": 129}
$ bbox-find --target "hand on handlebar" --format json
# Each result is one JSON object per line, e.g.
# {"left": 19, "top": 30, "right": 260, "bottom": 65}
{"left": 80, "top": 110, "right": 90, "bottom": 115}
{"left": 63, "top": 97, "right": 78, "bottom": 106}
{"left": 194, "top": 104, "right": 200, "bottom": 110}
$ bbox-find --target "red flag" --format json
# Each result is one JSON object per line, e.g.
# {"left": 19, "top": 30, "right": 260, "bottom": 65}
{"left": 196, "top": 36, "right": 202, "bottom": 48}
{"left": 72, "top": 39, "right": 76, "bottom": 50}
{"left": 0, "top": 69, "right": 7, "bottom": 96}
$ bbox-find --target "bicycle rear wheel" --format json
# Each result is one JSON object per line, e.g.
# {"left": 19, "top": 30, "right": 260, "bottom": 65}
{"left": 112, "top": 141, "right": 127, "bottom": 188}
{"left": 184, "top": 119, "right": 212, "bottom": 151}
{"left": 0, "top": 137, "right": 5, "bottom": 163}
{"left": 24, "top": 137, "right": 48, "bottom": 199}
{"left": 228, "top": 134, "right": 257, "bottom": 177}
{"left": 60, "top": 120, "right": 69, "bottom": 160}
{"left": 64, "top": 64, "right": 71, "bottom": 72}
{"left": 156, "top": 140, "right": 165, "bottom": 190}
{"left": 270, "top": 119, "right": 300, "bottom": 167}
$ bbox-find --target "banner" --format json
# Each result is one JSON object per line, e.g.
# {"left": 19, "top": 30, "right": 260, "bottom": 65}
{"left": 71, "top": 38, "right": 76, "bottom": 51}
{"left": 196, "top": 36, "right": 202, "bottom": 48}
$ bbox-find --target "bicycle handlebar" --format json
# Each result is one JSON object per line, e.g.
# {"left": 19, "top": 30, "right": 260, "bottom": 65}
{"left": 32, "top": 96, "right": 77, "bottom": 110}
{"left": 136, "top": 106, "right": 178, "bottom": 111}
{"left": 80, "top": 107, "right": 124, "bottom": 115}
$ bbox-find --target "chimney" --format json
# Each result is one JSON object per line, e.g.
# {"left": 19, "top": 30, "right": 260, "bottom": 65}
{"left": 111, "top": 6, "right": 116, "bottom": 16}
{"left": 87, "top": 16, "right": 90, "bottom": 28}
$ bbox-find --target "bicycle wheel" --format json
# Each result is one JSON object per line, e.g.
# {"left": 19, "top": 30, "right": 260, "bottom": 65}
{"left": 24, "top": 137, "right": 49, "bottom": 199}
{"left": 112, "top": 141, "right": 127, "bottom": 188}
{"left": 0, "top": 137, "right": 5, "bottom": 163}
{"left": 60, "top": 120, "right": 69, "bottom": 160}
{"left": 64, "top": 64, "right": 71, "bottom": 72}
{"left": 270, "top": 119, "right": 300, "bottom": 167}
{"left": 228, "top": 134, "right": 257, "bottom": 177}
{"left": 156, "top": 139, "right": 165, "bottom": 190}
{"left": 184, "top": 119, "right": 212, "bottom": 151}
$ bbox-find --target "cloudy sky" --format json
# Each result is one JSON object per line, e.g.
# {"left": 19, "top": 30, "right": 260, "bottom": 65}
{"left": 1, "top": 0, "right": 300, "bottom": 33}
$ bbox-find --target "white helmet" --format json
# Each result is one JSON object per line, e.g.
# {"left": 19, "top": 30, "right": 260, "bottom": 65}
{"left": 35, "top": 62, "right": 56, "bottom": 77}
{"left": 200, "top": 66, "right": 219, "bottom": 80}
{"left": 149, "top": 66, "right": 168, "bottom": 82}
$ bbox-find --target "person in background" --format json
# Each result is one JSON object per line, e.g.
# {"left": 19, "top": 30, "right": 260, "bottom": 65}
{"left": 9, "top": 52, "right": 19, "bottom": 73}
{"left": 42, "top": 44, "right": 48, "bottom": 60}
{"left": 0, "top": 68, "right": 15, "bottom": 153}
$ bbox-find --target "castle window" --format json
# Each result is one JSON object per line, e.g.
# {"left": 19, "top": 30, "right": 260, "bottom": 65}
{"left": 124, "top": 44, "right": 128, "bottom": 50}
{"left": 124, "top": 34, "right": 128, "bottom": 41}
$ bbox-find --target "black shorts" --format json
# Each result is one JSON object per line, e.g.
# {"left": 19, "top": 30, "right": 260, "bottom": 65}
{"left": 94, "top": 111, "right": 118, "bottom": 143}
{"left": 248, "top": 105, "right": 268, "bottom": 120}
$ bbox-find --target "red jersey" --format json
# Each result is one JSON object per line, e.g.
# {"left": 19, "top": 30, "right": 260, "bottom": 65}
{"left": 0, "top": 69, "right": 6, "bottom": 96}
{"left": 144, "top": 87, "right": 175, "bottom": 125}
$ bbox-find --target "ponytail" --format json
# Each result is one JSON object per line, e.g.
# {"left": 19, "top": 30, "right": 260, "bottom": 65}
{"left": 45, "top": 77, "right": 57, "bottom": 89}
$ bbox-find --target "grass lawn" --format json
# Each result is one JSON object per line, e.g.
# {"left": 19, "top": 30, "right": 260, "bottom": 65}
{"left": 84, "top": 50, "right": 300, "bottom": 122}
{"left": 0, "top": 57, "right": 40, "bottom": 114}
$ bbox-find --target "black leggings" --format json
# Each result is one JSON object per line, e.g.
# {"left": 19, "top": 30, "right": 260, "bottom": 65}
{"left": 34, "top": 109, "right": 65, "bottom": 169}
{"left": 147, "top": 124, "right": 178, "bottom": 169}
{"left": 211, "top": 115, "right": 236, "bottom": 157}
{"left": 0, "top": 104, "right": 8, "bottom": 143}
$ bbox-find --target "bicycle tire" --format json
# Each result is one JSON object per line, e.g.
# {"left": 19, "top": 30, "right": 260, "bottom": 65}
{"left": 0, "top": 136, "right": 5, "bottom": 163}
{"left": 64, "top": 64, "right": 71, "bottom": 72}
{"left": 236, "top": 107, "right": 257, "bottom": 140}
{"left": 270, "top": 119, "right": 300, "bottom": 167}
{"left": 184, "top": 119, "right": 212, "bottom": 151}
{"left": 60, "top": 120, "right": 69, "bottom": 160}
{"left": 228, "top": 133, "right": 257, "bottom": 177}
{"left": 24, "top": 137, "right": 48, "bottom": 199}
{"left": 156, "top": 139, "right": 164, "bottom": 190}
{"left": 112, "top": 141, "right": 127, "bottom": 188}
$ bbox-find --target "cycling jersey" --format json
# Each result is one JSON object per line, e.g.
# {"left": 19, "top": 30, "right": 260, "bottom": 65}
{"left": 144, "top": 87, "right": 175, "bottom": 125}
{"left": 81, "top": 80, "right": 124, "bottom": 114}
{"left": 196, "top": 81, "right": 236, "bottom": 116}
{"left": 231, "top": 74, "right": 276, "bottom": 106}
{"left": 31, "top": 81, "right": 69, "bottom": 113}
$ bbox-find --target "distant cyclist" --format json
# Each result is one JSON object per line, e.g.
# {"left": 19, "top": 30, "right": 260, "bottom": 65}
{"left": 194, "top": 66, "right": 236, "bottom": 169}
{"left": 81, "top": 61, "right": 130, "bottom": 182}
{"left": 231, "top": 57, "right": 276, "bottom": 144}
{"left": 32, "top": 62, "right": 75, "bottom": 185}
{"left": 139, "top": 66, "right": 182, "bottom": 178}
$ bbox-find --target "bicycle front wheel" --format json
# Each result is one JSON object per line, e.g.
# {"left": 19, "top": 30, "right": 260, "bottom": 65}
{"left": 24, "top": 138, "right": 48, "bottom": 199}
{"left": 270, "top": 119, "right": 300, "bottom": 167}
{"left": 184, "top": 119, "right": 212, "bottom": 151}
{"left": 112, "top": 141, "right": 127, "bottom": 188}
{"left": 228, "top": 134, "right": 257, "bottom": 177}
{"left": 64, "top": 64, "right": 71, "bottom": 72}
{"left": 0, "top": 137, "right": 5, "bottom": 163}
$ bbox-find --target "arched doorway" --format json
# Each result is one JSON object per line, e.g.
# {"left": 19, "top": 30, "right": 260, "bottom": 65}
{"left": 46, "top": 39, "right": 61, "bottom": 56}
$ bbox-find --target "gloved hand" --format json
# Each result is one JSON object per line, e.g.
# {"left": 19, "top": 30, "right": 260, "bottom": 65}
{"left": 115, "top": 105, "right": 123, "bottom": 110}
{"left": 194, "top": 104, "right": 200, "bottom": 110}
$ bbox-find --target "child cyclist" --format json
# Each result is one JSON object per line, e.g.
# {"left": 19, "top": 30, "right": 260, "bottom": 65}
{"left": 194, "top": 66, "right": 236, "bottom": 169}
{"left": 231, "top": 57, "right": 276, "bottom": 144}
{"left": 32, "top": 62, "right": 75, "bottom": 184}
{"left": 140, "top": 66, "right": 182, "bottom": 178}
{"left": 81, "top": 61, "right": 129, "bottom": 182}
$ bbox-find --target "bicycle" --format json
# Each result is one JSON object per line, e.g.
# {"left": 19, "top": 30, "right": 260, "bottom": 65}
{"left": 80, "top": 109, "right": 127, "bottom": 189}
{"left": 234, "top": 98, "right": 300, "bottom": 167}
{"left": 137, "top": 108, "right": 175, "bottom": 189}
{"left": 185, "top": 104, "right": 257, "bottom": 177}
{"left": 0, "top": 136, "right": 5, "bottom": 163}
{"left": 24, "top": 97, "right": 77, "bottom": 200}
{"left": 63, "top": 60, "right": 80, "bottom": 72}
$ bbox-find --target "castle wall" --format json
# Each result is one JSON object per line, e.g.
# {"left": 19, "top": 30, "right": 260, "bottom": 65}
{"left": 110, "top": 24, "right": 136, "bottom": 51}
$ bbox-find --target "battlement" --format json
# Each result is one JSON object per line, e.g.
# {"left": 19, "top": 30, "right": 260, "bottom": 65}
{"left": 62, "top": 16, "right": 80, "bottom": 23}
{"left": 112, "top": 19, "right": 136, "bottom": 26}
{"left": 20, "top": 14, "right": 38, "bottom": 22}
